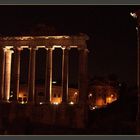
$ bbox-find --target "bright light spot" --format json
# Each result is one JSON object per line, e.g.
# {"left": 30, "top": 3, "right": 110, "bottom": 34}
{"left": 20, "top": 46, "right": 29, "bottom": 48}
{"left": 69, "top": 101, "right": 74, "bottom": 105}
{"left": 39, "top": 102, "right": 43, "bottom": 105}
{"left": 53, "top": 102, "right": 59, "bottom": 105}
{"left": 74, "top": 92, "right": 78, "bottom": 95}
{"left": 5, "top": 46, "right": 13, "bottom": 49}
{"left": 92, "top": 107, "right": 96, "bottom": 110}
{"left": 48, "top": 36, "right": 70, "bottom": 39}
{"left": 106, "top": 97, "right": 112, "bottom": 104}
{"left": 36, "top": 46, "right": 45, "bottom": 48}
{"left": 111, "top": 94, "right": 114, "bottom": 98}
{"left": 88, "top": 93, "right": 92, "bottom": 97}
{"left": 90, "top": 106, "right": 97, "bottom": 110}
{"left": 53, "top": 45, "right": 62, "bottom": 49}
{"left": 36, "top": 36, "right": 70, "bottom": 39}
{"left": 10, "top": 95, "right": 13, "bottom": 97}
{"left": 21, "top": 101, "right": 24, "bottom": 104}
{"left": 130, "top": 12, "right": 137, "bottom": 18}
{"left": 62, "top": 47, "right": 65, "bottom": 50}
{"left": 52, "top": 81, "right": 57, "bottom": 84}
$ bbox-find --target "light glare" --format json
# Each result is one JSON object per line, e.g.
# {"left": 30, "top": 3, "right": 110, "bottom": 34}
{"left": 69, "top": 101, "right": 74, "bottom": 105}
{"left": 130, "top": 12, "right": 137, "bottom": 18}
{"left": 53, "top": 102, "right": 59, "bottom": 105}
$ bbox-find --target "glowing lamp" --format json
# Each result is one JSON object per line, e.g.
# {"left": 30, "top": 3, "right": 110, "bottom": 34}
{"left": 53, "top": 102, "right": 59, "bottom": 105}
{"left": 69, "top": 101, "right": 74, "bottom": 105}
{"left": 88, "top": 93, "right": 92, "bottom": 98}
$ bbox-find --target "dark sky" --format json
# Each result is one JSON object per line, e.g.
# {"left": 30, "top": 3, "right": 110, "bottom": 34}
{"left": 0, "top": 5, "right": 139, "bottom": 87}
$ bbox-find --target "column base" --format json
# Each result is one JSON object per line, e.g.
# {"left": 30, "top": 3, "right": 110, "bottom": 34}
{"left": 45, "top": 101, "right": 51, "bottom": 105}
{"left": 10, "top": 100, "right": 19, "bottom": 104}
{"left": 27, "top": 101, "right": 35, "bottom": 105}
{"left": 2, "top": 100, "right": 10, "bottom": 103}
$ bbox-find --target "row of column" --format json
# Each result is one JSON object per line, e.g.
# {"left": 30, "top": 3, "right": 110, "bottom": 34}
{"left": 0, "top": 46, "right": 88, "bottom": 104}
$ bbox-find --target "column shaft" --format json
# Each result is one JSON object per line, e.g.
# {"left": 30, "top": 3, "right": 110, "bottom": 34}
{"left": 62, "top": 49, "right": 69, "bottom": 103}
{"left": 0, "top": 48, "right": 5, "bottom": 101}
{"left": 3, "top": 49, "right": 13, "bottom": 102}
{"left": 12, "top": 48, "right": 21, "bottom": 101}
{"left": 78, "top": 49, "right": 88, "bottom": 103}
{"left": 28, "top": 48, "right": 36, "bottom": 103}
{"left": 45, "top": 48, "right": 53, "bottom": 103}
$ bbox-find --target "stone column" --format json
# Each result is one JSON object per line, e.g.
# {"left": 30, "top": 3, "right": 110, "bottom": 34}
{"left": 77, "top": 48, "right": 88, "bottom": 128}
{"left": 45, "top": 48, "right": 53, "bottom": 103}
{"left": 78, "top": 48, "right": 88, "bottom": 103}
{"left": 62, "top": 48, "right": 69, "bottom": 103}
{"left": 0, "top": 48, "right": 5, "bottom": 101}
{"left": 3, "top": 47, "right": 13, "bottom": 102}
{"left": 12, "top": 47, "right": 22, "bottom": 101}
{"left": 28, "top": 47, "right": 37, "bottom": 103}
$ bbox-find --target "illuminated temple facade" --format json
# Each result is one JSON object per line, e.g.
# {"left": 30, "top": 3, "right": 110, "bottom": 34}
{"left": 17, "top": 84, "right": 79, "bottom": 105}
{"left": 0, "top": 34, "right": 89, "bottom": 129}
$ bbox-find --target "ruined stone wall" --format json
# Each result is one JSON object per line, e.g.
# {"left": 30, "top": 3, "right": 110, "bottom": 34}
{"left": 0, "top": 102, "right": 87, "bottom": 133}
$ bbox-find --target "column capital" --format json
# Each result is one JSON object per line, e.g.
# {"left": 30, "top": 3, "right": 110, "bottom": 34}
{"left": 3, "top": 46, "right": 13, "bottom": 51}
{"left": 45, "top": 47, "right": 54, "bottom": 51}
{"left": 78, "top": 48, "right": 89, "bottom": 53}
{"left": 28, "top": 46, "right": 38, "bottom": 50}
{"left": 3, "top": 48, "right": 14, "bottom": 53}
{"left": 62, "top": 46, "right": 71, "bottom": 50}
{"left": 4, "top": 46, "right": 13, "bottom": 49}
{"left": 13, "top": 46, "right": 23, "bottom": 51}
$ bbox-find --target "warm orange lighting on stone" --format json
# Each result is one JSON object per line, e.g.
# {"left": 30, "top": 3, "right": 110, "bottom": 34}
{"left": 3, "top": 48, "right": 13, "bottom": 101}
{"left": 18, "top": 92, "right": 27, "bottom": 103}
{"left": 96, "top": 98, "right": 105, "bottom": 106}
{"left": 51, "top": 97, "right": 61, "bottom": 104}
{"left": 0, "top": 34, "right": 88, "bottom": 106}
{"left": 106, "top": 97, "right": 112, "bottom": 104}
{"left": 106, "top": 95, "right": 117, "bottom": 104}
{"left": 52, "top": 102, "right": 58, "bottom": 105}
{"left": 18, "top": 92, "right": 24, "bottom": 98}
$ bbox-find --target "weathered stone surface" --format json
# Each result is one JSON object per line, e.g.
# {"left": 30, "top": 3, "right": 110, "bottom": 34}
{"left": 0, "top": 102, "right": 88, "bottom": 130}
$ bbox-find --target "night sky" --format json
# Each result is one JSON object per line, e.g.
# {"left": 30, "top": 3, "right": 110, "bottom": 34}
{"left": 0, "top": 5, "right": 139, "bottom": 87}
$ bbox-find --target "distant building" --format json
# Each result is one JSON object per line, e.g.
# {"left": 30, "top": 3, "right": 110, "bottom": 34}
{"left": 88, "top": 79, "right": 119, "bottom": 110}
